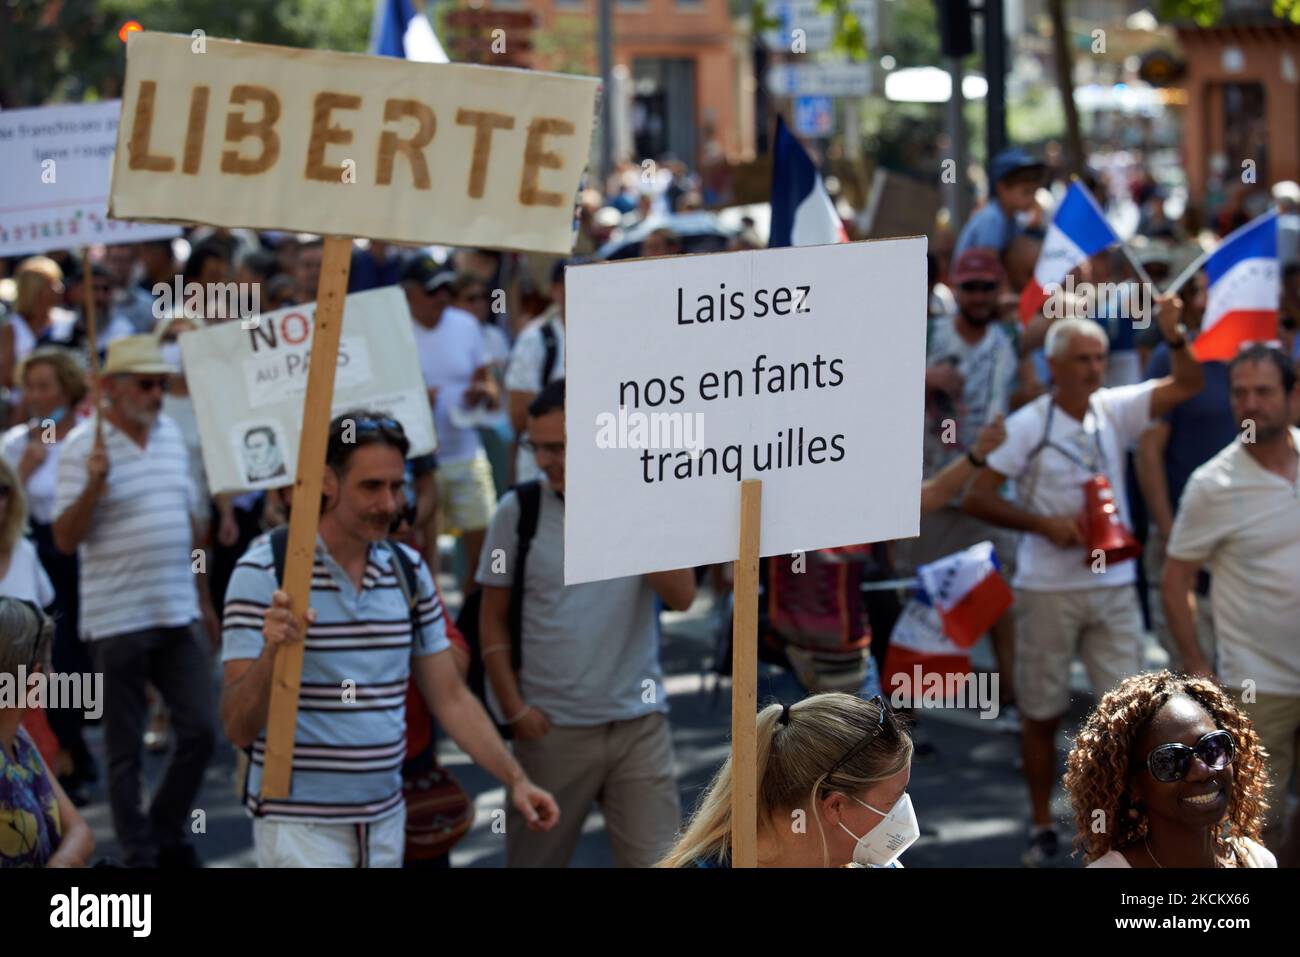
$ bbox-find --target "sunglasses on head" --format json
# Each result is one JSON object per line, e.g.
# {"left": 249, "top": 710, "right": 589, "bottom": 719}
{"left": 823, "top": 694, "right": 893, "bottom": 782}
{"left": 354, "top": 416, "right": 402, "bottom": 433}
{"left": 959, "top": 281, "right": 998, "bottom": 293}
{"left": 1146, "top": 729, "right": 1235, "bottom": 783}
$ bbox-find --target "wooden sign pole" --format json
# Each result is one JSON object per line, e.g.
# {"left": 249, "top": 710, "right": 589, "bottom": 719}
{"left": 260, "top": 235, "right": 354, "bottom": 799}
{"left": 730, "top": 479, "right": 761, "bottom": 868}
{"left": 80, "top": 247, "right": 103, "bottom": 444}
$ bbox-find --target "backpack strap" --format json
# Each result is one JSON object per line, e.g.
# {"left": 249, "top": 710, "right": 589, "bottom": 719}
{"left": 381, "top": 540, "right": 425, "bottom": 650}
{"left": 507, "top": 480, "right": 543, "bottom": 672}
{"left": 539, "top": 320, "right": 558, "bottom": 389}
{"left": 269, "top": 526, "right": 290, "bottom": 586}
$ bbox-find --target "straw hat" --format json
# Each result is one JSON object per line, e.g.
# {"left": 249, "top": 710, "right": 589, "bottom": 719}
{"left": 100, "top": 335, "right": 175, "bottom": 376}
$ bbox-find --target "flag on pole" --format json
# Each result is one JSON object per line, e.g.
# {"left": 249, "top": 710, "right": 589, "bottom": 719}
{"left": 1018, "top": 181, "right": 1120, "bottom": 325}
{"left": 769, "top": 116, "right": 848, "bottom": 248}
{"left": 916, "top": 541, "right": 1013, "bottom": 649}
{"left": 1191, "top": 212, "right": 1279, "bottom": 362}
{"left": 370, "top": 0, "right": 449, "bottom": 63}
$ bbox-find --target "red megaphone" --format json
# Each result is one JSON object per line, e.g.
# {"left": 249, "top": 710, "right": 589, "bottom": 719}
{"left": 1078, "top": 474, "right": 1141, "bottom": 566}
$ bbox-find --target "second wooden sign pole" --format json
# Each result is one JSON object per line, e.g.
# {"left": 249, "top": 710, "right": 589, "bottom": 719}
{"left": 730, "top": 479, "right": 761, "bottom": 867}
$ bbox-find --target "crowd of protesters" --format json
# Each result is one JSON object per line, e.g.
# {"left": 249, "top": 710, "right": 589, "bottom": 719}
{"left": 0, "top": 145, "right": 1297, "bottom": 871}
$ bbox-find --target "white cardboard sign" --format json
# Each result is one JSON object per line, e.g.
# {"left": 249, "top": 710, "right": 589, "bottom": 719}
{"left": 179, "top": 287, "right": 436, "bottom": 495}
{"left": 563, "top": 238, "right": 927, "bottom": 585}
{"left": 0, "top": 101, "right": 180, "bottom": 258}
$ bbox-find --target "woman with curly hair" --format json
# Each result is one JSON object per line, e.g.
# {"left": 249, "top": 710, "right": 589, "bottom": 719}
{"left": 1065, "top": 671, "right": 1275, "bottom": 868}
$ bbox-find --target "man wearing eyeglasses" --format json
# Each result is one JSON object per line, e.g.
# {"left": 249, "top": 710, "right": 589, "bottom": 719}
{"left": 1162, "top": 343, "right": 1300, "bottom": 862}
{"left": 477, "top": 380, "right": 696, "bottom": 867}
{"left": 52, "top": 335, "right": 219, "bottom": 868}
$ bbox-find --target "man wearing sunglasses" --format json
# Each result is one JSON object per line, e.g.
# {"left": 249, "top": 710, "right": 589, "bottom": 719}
{"left": 53, "top": 335, "right": 219, "bottom": 867}
{"left": 1163, "top": 343, "right": 1300, "bottom": 859}
{"left": 902, "top": 247, "right": 1028, "bottom": 718}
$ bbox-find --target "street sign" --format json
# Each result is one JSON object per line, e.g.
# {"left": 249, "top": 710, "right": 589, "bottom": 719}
{"left": 793, "top": 96, "right": 834, "bottom": 137}
{"left": 767, "top": 61, "right": 872, "bottom": 98}
{"left": 762, "top": 0, "right": 876, "bottom": 53}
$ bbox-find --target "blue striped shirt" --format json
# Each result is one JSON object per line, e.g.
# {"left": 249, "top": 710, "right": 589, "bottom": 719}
{"left": 221, "top": 534, "right": 449, "bottom": 823}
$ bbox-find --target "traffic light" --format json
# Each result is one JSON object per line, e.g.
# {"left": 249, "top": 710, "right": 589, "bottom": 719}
{"left": 936, "top": 0, "right": 974, "bottom": 59}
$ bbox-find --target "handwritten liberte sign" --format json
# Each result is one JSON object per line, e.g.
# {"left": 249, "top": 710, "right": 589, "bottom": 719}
{"left": 108, "top": 32, "right": 599, "bottom": 255}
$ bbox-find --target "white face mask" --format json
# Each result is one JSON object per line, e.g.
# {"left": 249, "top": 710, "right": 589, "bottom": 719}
{"left": 838, "top": 792, "right": 919, "bottom": 867}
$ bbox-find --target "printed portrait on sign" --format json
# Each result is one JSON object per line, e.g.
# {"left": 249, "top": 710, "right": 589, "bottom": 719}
{"left": 237, "top": 423, "right": 288, "bottom": 485}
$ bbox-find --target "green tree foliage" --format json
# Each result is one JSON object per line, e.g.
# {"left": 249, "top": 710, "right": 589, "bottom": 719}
{"left": 0, "top": 0, "right": 372, "bottom": 108}
{"left": 1158, "top": 0, "right": 1300, "bottom": 24}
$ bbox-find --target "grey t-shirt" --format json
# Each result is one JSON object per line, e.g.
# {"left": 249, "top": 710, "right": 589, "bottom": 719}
{"left": 475, "top": 478, "right": 667, "bottom": 727}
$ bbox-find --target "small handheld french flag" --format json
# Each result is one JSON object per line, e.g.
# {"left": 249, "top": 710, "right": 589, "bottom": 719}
{"left": 1018, "top": 181, "right": 1119, "bottom": 325}
{"left": 769, "top": 116, "right": 847, "bottom": 248}
{"left": 370, "top": 0, "right": 449, "bottom": 63}
{"left": 916, "top": 541, "right": 1014, "bottom": 649}
{"left": 1192, "top": 212, "right": 1279, "bottom": 362}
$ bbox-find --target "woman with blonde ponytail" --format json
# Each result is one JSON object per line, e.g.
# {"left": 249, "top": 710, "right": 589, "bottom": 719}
{"left": 659, "top": 693, "right": 916, "bottom": 868}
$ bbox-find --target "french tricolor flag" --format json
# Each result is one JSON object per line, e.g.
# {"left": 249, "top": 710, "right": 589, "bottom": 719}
{"left": 769, "top": 116, "right": 848, "bottom": 248}
{"left": 916, "top": 541, "right": 1013, "bottom": 649}
{"left": 882, "top": 589, "right": 971, "bottom": 699}
{"left": 1192, "top": 212, "right": 1279, "bottom": 362}
{"left": 370, "top": 0, "right": 449, "bottom": 63}
{"left": 1018, "top": 181, "right": 1119, "bottom": 325}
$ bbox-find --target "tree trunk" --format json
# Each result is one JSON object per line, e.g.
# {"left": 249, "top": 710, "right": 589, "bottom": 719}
{"left": 1048, "top": 0, "right": 1084, "bottom": 178}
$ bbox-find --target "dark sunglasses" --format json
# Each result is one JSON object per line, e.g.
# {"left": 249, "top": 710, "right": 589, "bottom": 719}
{"left": 1146, "top": 729, "right": 1235, "bottom": 783}
{"left": 824, "top": 694, "right": 892, "bottom": 782}
{"left": 132, "top": 376, "right": 168, "bottom": 392}
{"left": 959, "top": 281, "right": 998, "bottom": 293}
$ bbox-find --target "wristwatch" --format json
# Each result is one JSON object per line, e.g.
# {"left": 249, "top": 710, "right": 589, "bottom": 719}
{"left": 966, "top": 450, "right": 986, "bottom": 468}
{"left": 1165, "top": 322, "right": 1189, "bottom": 349}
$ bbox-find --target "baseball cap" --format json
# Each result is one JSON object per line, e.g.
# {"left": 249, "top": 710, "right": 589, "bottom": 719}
{"left": 990, "top": 147, "right": 1047, "bottom": 185}
{"left": 400, "top": 256, "right": 457, "bottom": 294}
{"left": 951, "top": 247, "right": 1005, "bottom": 285}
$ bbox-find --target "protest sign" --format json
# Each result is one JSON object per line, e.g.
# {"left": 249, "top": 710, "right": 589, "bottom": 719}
{"left": 179, "top": 287, "right": 436, "bottom": 495}
{"left": 0, "top": 101, "right": 180, "bottom": 258}
{"left": 109, "top": 32, "right": 598, "bottom": 254}
{"left": 563, "top": 237, "right": 928, "bottom": 586}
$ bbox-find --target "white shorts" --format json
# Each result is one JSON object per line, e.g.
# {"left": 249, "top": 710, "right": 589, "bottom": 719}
{"left": 253, "top": 806, "right": 406, "bottom": 868}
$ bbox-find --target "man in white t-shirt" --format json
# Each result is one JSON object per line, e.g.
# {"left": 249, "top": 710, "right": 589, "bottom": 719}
{"left": 965, "top": 303, "right": 1203, "bottom": 865}
{"left": 1162, "top": 344, "right": 1300, "bottom": 860}
{"left": 401, "top": 257, "right": 499, "bottom": 594}
{"left": 506, "top": 259, "right": 571, "bottom": 483}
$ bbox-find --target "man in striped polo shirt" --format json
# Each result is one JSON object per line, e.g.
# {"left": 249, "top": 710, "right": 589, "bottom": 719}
{"left": 220, "top": 411, "right": 558, "bottom": 867}
{"left": 54, "top": 335, "right": 220, "bottom": 868}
